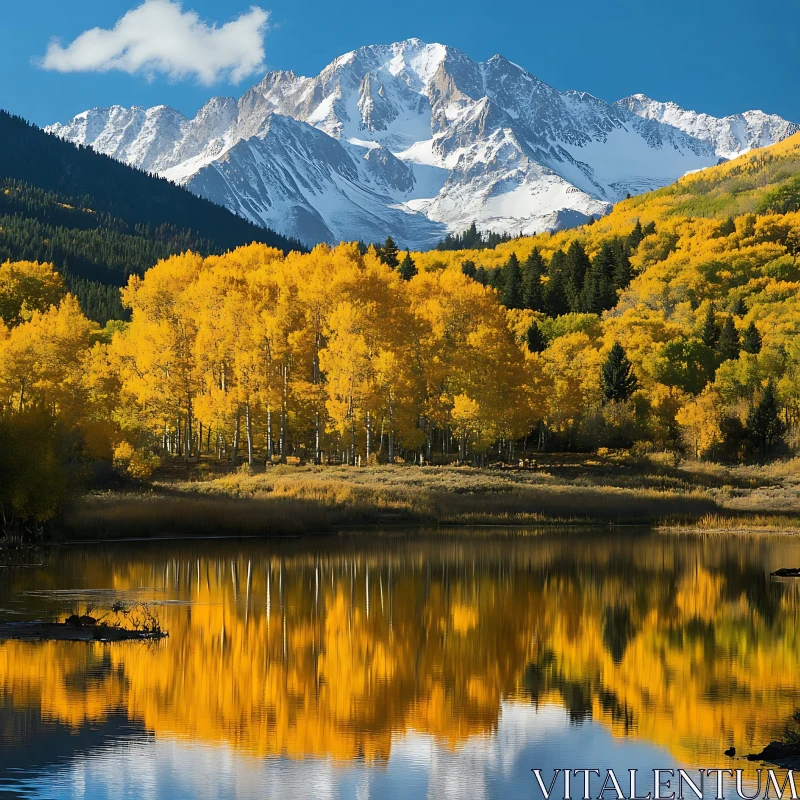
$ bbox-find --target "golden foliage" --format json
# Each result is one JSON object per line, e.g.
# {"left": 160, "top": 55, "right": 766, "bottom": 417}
{"left": 1, "top": 535, "right": 799, "bottom": 770}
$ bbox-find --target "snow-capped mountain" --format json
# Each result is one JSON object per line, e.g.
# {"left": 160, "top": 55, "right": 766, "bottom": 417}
{"left": 616, "top": 94, "right": 800, "bottom": 161}
{"left": 47, "top": 40, "right": 798, "bottom": 248}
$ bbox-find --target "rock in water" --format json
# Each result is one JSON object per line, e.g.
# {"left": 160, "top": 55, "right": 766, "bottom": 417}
{"left": 747, "top": 742, "right": 800, "bottom": 763}
{"left": 65, "top": 614, "right": 97, "bottom": 626}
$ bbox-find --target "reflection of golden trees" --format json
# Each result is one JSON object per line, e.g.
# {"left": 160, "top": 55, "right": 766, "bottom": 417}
{"left": 1, "top": 534, "right": 800, "bottom": 768}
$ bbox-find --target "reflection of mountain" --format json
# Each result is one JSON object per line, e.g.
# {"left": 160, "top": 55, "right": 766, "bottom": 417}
{"left": 0, "top": 532, "right": 799, "bottom": 774}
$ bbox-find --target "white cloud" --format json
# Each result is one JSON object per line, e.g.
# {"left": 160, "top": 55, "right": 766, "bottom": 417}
{"left": 39, "top": 1, "right": 269, "bottom": 84}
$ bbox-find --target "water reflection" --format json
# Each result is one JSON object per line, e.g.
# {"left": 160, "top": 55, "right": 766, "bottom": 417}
{"left": 0, "top": 530, "right": 799, "bottom": 799}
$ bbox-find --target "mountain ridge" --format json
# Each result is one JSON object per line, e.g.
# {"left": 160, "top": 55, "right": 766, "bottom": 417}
{"left": 48, "top": 39, "right": 799, "bottom": 248}
{"left": 0, "top": 110, "right": 302, "bottom": 323}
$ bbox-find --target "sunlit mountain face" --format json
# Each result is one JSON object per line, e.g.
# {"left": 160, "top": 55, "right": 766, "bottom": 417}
{"left": 0, "top": 530, "right": 799, "bottom": 800}
{"left": 48, "top": 39, "right": 799, "bottom": 248}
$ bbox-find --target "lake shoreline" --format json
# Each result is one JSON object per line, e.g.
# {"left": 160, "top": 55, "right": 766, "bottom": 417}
{"left": 55, "top": 456, "right": 800, "bottom": 541}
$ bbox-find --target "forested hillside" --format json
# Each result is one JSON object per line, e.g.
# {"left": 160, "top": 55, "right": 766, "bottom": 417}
{"left": 410, "top": 132, "right": 800, "bottom": 458}
{"left": 3, "top": 131, "right": 800, "bottom": 525}
{"left": 0, "top": 111, "right": 302, "bottom": 323}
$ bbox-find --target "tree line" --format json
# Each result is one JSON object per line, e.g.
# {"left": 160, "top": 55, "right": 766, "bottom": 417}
{"left": 436, "top": 222, "right": 514, "bottom": 251}
{"left": 0, "top": 111, "right": 304, "bottom": 325}
{"left": 5, "top": 129, "right": 800, "bottom": 524}
{"left": 460, "top": 221, "right": 653, "bottom": 317}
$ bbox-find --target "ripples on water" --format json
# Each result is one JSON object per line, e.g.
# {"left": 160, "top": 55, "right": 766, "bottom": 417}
{"left": 0, "top": 528, "right": 798, "bottom": 799}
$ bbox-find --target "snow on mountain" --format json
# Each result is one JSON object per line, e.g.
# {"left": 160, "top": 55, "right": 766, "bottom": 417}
{"left": 616, "top": 94, "right": 800, "bottom": 161}
{"left": 48, "top": 40, "right": 799, "bottom": 248}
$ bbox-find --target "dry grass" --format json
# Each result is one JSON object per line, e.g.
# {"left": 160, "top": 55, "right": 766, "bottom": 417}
{"left": 62, "top": 456, "right": 749, "bottom": 539}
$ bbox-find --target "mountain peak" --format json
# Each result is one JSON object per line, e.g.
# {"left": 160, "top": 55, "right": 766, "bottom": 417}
{"left": 48, "top": 39, "right": 800, "bottom": 247}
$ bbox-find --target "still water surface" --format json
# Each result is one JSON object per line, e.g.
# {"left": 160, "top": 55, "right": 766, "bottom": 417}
{"left": 0, "top": 529, "right": 799, "bottom": 799}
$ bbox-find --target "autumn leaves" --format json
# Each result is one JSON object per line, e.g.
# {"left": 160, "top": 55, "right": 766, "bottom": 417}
{"left": 108, "top": 243, "right": 536, "bottom": 469}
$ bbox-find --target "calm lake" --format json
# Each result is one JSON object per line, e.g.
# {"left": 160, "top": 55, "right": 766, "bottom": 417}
{"left": 0, "top": 529, "right": 799, "bottom": 800}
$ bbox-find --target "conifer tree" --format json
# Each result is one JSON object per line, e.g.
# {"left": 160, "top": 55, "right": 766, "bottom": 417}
{"left": 461, "top": 259, "right": 477, "bottom": 279}
{"left": 601, "top": 342, "right": 638, "bottom": 403}
{"left": 718, "top": 217, "right": 737, "bottom": 237}
{"left": 731, "top": 296, "right": 747, "bottom": 316}
{"left": 501, "top": 253, "right": 523, "bottom": 308}
{"left": 398, "top": 252, "right": 418, "bottom": 281}
{"left": 643, "top": 221, "right": 656, "bottom": 236}
{"left": 564, "top": 242, "right": 591, "bottom": 312}
{"left": 525, "top": 320, "right": 547, "bottom": 354}
{"left": 742, "top": 321, "right": 762, "bottom": 354}
{"left": 717, "top": 315, "right": 741, "bottom": 361}
{"left": 582, "top": 242, "right": 616, "bottom": 313}
{"left": 747, "top": 380, "right": 783, "bottom": 455}
{"left": 379, "top": 236, "right": 399, "bottom": 269}
{"left": 701, "top": 305, "right": 720, "bottom": 347}
{"left": 627, "top": 220, "right": 645, "bottom": 250}
{"left": 582, "top": 270, "right": 608, "bottom": 315}
{"left": 544, "top": 252, "right": 570, "bottom": 317}
{"left": 521, "top": 249, "right": 545, "bottom": 311}
{"left": 612, "top": 242, "right": 633, "bottom": 289}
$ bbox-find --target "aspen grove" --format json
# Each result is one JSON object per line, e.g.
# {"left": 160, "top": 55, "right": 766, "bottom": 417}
{"left": 4, "top": 131, "right": 800, "bottom": 523}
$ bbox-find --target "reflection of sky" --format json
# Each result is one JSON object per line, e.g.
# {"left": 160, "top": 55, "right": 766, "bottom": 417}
{"left": 2, "top": 703, "right": 680, "bottom": 800}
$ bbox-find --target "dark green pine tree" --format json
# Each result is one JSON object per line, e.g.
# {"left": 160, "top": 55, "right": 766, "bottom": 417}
{"left": 718, "top": 217, "right": 737, "bottom": 237}
{"left": 730, "top": 296, "right": 747, "bottom": 316}
{"left": 525, "top": 320, "right": 547, "bottom": 353}
{"left": 474, "top": 266, "right": 489, "bottom": 286}
{"left": 398, "top": 252, "right": 418, "bottom": 281}
{"left": 741, "top": 321, "right": 762, "bottom": 354}
{"left": 582, "top": 242, "right": 616, "bottom": 313}
{"left": 700, "top": 305, "right": 721, "bottom": 348}
{"left": 461, "top": 259, "right": 477, "bottom": 279}
{"left": 564, "top": 241, "right": 592, "bottom": 312}
{"left": 747, "top": 380, "right": 783, "bottom": 455}
{"left": 601, "top": 342, "right": 638, "bottom": 403}
{"left": 581, "top": 275, "right": 605, "bottom": 315}
{"left": 501, "top": 253, "right": 523, "bottom": 308}
{"left": 379, "top": 236, "right": 399, "bottom": 268}
{"left": 717, "top": 315, "right": 741, "bottom": 361}
{"left": 643, "top": 221, "right": 656, "bottom": 236}
{"left": 544, "top": 252, "right": 570, "bottom": 317}
{"left": 627, "top": 220, "right": 645, "bottom": 250}
{"left": 612, "top": 242, "right": 633, "bottom": 290}
{"left": 464, "top": 221, "right": 480, "bottom": 248}
{"left": 488, "top": 267, "right": 503, "bottom": 291}
{"left": 521, "top": 248, "right": 545, "bottom": 311}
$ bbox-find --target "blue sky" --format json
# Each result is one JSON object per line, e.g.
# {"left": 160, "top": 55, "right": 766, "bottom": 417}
{"left": 1, "top": 0, "right": 797, "bottom": 128}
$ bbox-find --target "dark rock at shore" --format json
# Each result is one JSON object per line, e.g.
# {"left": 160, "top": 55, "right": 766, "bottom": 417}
{"left": 771, "top": 568, "right": 800, "bottom": 577}
{"left": 747, "top": 741, "right": 800, "bottom": 766}
{"left": 65, "top": 614, "right": 98, "bottom": 626}
{"left": 0, "top": 621, "right": 166, "bottom": 643}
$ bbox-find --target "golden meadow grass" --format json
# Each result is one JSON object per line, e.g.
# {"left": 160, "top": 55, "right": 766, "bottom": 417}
{"left": 64, "top": 455, "right": 800, "bottom": 538}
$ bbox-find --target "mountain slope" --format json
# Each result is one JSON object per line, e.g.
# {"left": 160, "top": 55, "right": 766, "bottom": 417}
{"left": 412, "top": 131, "right": 800, "bottom": 274}
{"left": 0, "top": 111, "right": 302, "bottom": 322}
{"left": 49, "top": 39, "right": 799, "bottom": 248}
{"left": 617, "top": 94, "right": 800, "bottom": 161}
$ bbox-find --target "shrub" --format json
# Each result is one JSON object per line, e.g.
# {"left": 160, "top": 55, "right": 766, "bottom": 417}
{"left": 113, "top": 442, "right": 160, "bottom": 480}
